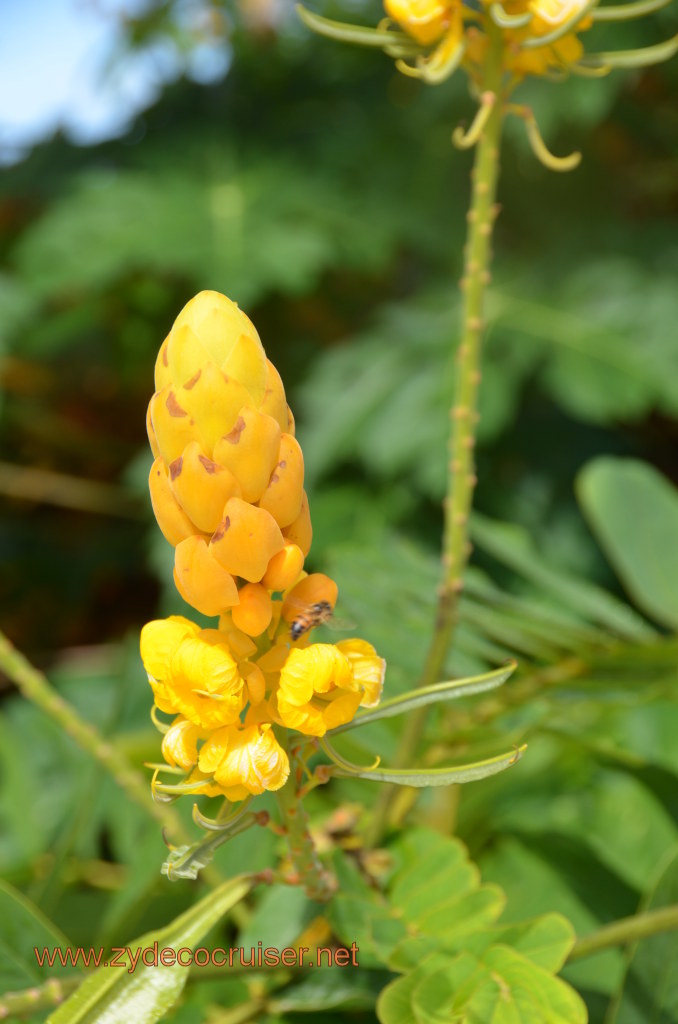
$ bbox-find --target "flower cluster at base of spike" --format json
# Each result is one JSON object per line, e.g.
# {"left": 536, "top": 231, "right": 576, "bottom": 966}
{"left": 142, "top": 290, "right": 386, "bottom": 808}
{"left": 141, "top": 602, "right": 385, "bottom": 802}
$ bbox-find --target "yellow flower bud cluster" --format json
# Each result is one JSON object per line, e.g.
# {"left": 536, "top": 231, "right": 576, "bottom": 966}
{"left": 147, "top": 290, "right": 311, "bottom": 637}
{"left": 141, "top": 291, "right": 386, "bottom": 803}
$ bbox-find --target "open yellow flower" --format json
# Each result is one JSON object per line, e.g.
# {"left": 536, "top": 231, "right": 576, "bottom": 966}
{"left": 198, "top": 722, "right": 290, "bottom": 800}
{"left": 276, "top": 641, "right": 385, "bottom": 737}
{"left": 140, "top": 617, "right": 245, "bottom": 729}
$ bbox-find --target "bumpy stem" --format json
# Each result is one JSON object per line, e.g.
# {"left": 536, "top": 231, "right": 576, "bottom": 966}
{"left": 275, "top": 737, "right": 336, "bottom": 902}
{"left": 367, "top": 26, "right": 505, "bottom": 846}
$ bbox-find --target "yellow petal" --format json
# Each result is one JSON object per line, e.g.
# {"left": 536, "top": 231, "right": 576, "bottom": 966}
{"left": 216, "top": 615, "right": 258, "bottom": 659}
{"left": 149, "top": 385, "right": 203, "bottom": 466}
{"left": 262, "top": 543, "right": 305, "bottom": 592}
{"left": 146, "top": 404, "right": 160, "bottom": 460}
{"left": 140, "top": 617, "right": 199, "bottom": 681}
{"left": 166, "top": 323, "right": 212, "bottom": 389}
{"left": 241, "top": 661, "right": 266, "bottom": 705}
{"left": 221, "top": 332, "right": 268, "bottom": 408}
{"left": 212, "top": 724, "right": 289, "bottom": 794}
{"left": 210, "top": 497, "right": 284, "bottom": 582}
{"left": 174, "top": 535, "right": 240, "bottom": 616}
{"left": 336, "top": 639, "right": 386, "bottom": 708}
{"left": 168, "top": 636, "right": 244, "bottom": 729}
{"left": 258, "top": 433, "right": 305, "bottom": 528}
{"left": 180, "top": 362, "right": 251, "bottom": 458}
{"left": 168, "top": 441, "right": 242, "bottom": 534}
{"left": 198, "top": 725, "right": 232, "bottom": 774}
{"left": 259, "top": 359, "right": 288, "bottom": 430}
{"left": 161, "top": 718, "right": 201, "bottom": 769}
{"left": 149, "top": 457, "right": 200, "bottom": 546}
{"left": 212, "top": 406, "right": 281, "bottom": 504}
{"left": 283, "top": 491, "right": 313, "bottom": 557}
{"left": 154, "top": 334, "right": 173, "bottom": 390}
{"left": 231, "top": 582, "right": 273, "bottom": 637}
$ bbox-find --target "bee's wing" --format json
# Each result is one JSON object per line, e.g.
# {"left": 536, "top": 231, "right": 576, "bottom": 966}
{"left": 323, "top": 615, "right": 355, "bottom": 632}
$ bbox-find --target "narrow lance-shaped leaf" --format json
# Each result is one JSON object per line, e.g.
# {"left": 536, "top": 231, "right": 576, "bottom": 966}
{"left": 296, "top": 5, "right": 419, "bottom": 54}
{"left": 579, "top": 33, "right": 678, "bottom": 68}
{"left": 328, "top": 661, "right": 517, "bottom": 737}
{"left": 321, "top": 736, "right": 527, "bottom": 786}
{"left": 47, "top": 874, "right": 255, "bottom": 1024}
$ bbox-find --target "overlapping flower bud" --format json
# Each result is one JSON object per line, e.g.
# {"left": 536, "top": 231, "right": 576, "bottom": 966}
{"left": 141, "top": 291, "right": 385, "bottom": 804}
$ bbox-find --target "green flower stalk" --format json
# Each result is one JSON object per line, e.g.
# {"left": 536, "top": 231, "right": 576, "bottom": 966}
{"left": 297, "top": 0, "right": 678, "bottom": 839}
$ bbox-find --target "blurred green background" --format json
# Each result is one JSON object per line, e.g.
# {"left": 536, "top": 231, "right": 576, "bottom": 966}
{"left": 1, "top": 1, "right": 678, "bottom": 1021}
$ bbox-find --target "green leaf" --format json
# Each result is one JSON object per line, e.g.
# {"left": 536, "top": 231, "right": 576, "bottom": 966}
{"left": 47, "top": 874, "right": 253, "bottom": 1024}
{"left": 270, "top": 966, "right": 392, "bottom": 1013}
{"left": 0, "top": 880, "right": 72, "bottom": 993}
{"left": 577, "top": 457, "right": 678, "bottom": 629}
{"left": 324, "top": 736, "right": 526, "bottom": 786}
{"left": 471, "top": 513, "right": 654, "bottom": 642}
{"left": 329, "top": 662, "right": 517, "bottom": 737}
{"left": 608, "top": 846, "right": 678, "bottom": 1023}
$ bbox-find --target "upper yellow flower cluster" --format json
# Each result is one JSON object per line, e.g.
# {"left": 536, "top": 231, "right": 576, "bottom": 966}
{"left": 147, "top": 290, "right": 311, "bottom": 636}
{"left": 142, "top": 291, "right": 385, "bottom": 802}
{"left": 384, "top": 0, "right": 594, "bottom": 78}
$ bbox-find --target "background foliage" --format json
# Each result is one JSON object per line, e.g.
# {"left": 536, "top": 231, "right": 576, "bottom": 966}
{"left": 1, "top": 1, "right": 678, "bottom": 1021}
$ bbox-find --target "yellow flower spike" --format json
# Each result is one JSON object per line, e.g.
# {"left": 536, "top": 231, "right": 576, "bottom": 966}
{"left": 161, "top": 718, "right": 202, "bottom": 769}
{"left": 210, "top": 496, "right": 285, "bottom": 582}
{"left": 199, "top": 723, "right": 290, "bottom": 796}
{"left": 213, "top": 406, "right": 281, "bottom": 503}
{"left": 262, "top": 542, "right": 305, "bottom": 592}
{"left": 283, "top": 491, "right": 313, "bottom": 557}
{"left": 287, "top": 406, "right": 296, "bottom": 436}
{"left": 171, "top": 290, "right": 264, "bottom": 369}
{"left": 335, "top": 639, "right": 386, "bottom": 708}
{"left": 174, "top": 535, "right": 240, "bottom": 616}
{"left": 258, "top": 433, "right": 305, "bottom": 528}
{"left": 149, "top": 385, "right": 205, "bottom": 467}
{"left": 260, "top": 360, "right": 290, "bottom": 432}
{"left": 168, "top": 441, "right": 242, "bottom": 534}
{"left": 179, "top": 362, "right": 252, "bottom": 457}
{"left": 149, "top": 457, "right": 201, "bottom": 546}
{"left": 141, "top": 616, "right": 200, "bottom": 681}
{"left": 231, "top": 582, "right": 274, "bottom": 637}
{"left": 277, "top": 644, "right": 363, "bottom": 736}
